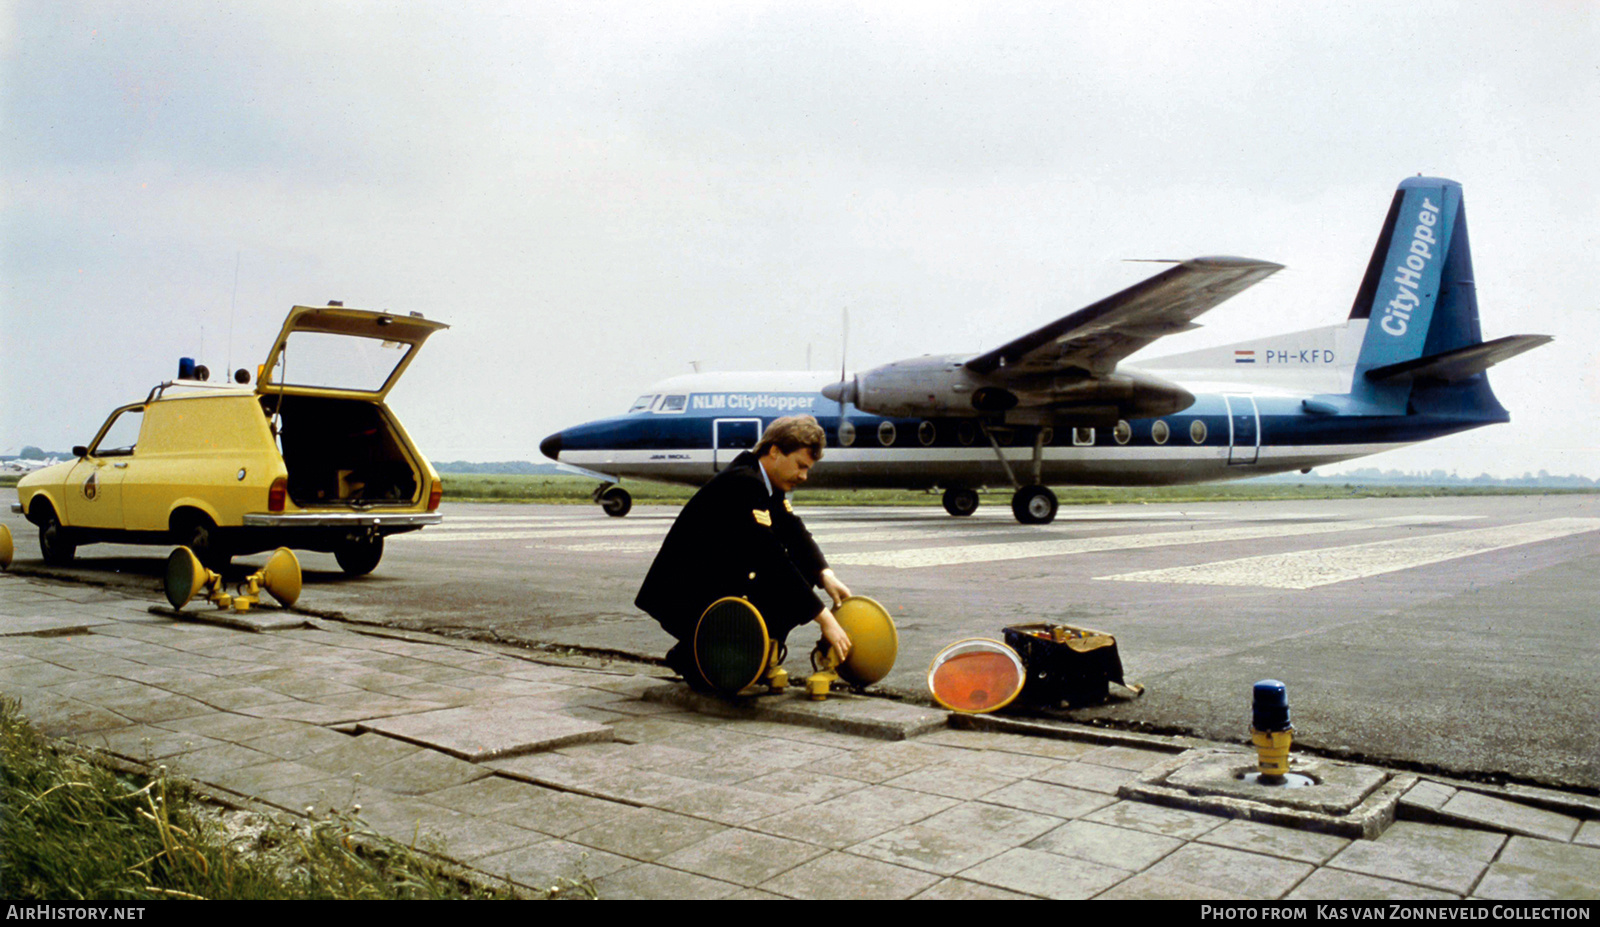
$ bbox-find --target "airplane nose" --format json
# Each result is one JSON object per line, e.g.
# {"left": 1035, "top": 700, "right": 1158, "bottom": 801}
{"left": 539, "top": 432, "right": 562, "bottom": 461}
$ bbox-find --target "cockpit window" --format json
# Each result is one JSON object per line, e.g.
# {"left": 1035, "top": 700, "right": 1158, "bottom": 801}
{"left": 658, "top": 395, "right": 688, "bottom": 413}
{"left": 628, "top": 395, "right": 657, "bottom": 413}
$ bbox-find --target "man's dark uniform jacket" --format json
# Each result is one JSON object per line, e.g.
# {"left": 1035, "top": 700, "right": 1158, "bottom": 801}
{"left": 635, "top": 450, "right": 827, "bottom": 643}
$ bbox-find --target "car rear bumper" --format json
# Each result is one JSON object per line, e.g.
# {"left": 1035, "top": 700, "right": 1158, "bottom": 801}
{"left": 241, "top": 512, "right": 442, "bottom": 529}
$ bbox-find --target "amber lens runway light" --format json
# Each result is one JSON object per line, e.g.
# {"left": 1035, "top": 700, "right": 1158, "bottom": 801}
{"left": 927, "top": 639, "right": 1027, "bottom": 713}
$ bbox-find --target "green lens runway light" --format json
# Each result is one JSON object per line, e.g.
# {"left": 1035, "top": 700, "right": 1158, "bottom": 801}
{"left": 693, "top": 597, "right": 777, "bottom": 695}
{"left": 927, "top": 638, "right": 1027, "bottom": 713}
{"left": 164, "top": 546, "right": 301, "bottom": 612}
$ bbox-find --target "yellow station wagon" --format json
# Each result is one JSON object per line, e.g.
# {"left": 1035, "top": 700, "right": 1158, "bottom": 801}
{"left": 13, "top": 304, "right": 448, "bottom": 575}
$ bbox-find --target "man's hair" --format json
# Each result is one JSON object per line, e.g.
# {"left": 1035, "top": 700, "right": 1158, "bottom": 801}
{"left": 756, "top": 415, "right": 826, "bottom": 460}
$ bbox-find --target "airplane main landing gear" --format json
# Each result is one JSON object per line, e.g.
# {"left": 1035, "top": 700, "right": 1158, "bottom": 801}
{"left": 1011, "top": 484, "right": 1058, "bottom": 525}
{"left": 942, "top": 487, "right": 979, "bottom": 517}
{"left": 595, "top": 484, "right": 632, "bottom": 517}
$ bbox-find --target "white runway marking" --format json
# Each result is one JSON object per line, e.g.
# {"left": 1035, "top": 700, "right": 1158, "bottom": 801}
{"left": 822, "top": 516, "right": 1459, "bottom": 569}
{"left": 1099, "top": 517, "right": 1600, "bottom": 589}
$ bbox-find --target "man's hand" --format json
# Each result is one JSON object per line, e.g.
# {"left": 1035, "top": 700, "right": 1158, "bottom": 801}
{"left": 819, "top": 568, "right": 851, "bottom": 607}
{"left": 815, "top": 607, "right": 852, "bottom": 662}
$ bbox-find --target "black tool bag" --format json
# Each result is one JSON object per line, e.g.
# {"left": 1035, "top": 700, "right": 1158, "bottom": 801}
{"left": 1003, "top": 623, "right": 1142, "bottom": 708}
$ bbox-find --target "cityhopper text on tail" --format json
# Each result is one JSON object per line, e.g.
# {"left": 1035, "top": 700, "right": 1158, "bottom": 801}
{"left": 541, "top": 177, "right": 1550, "bottom": 524}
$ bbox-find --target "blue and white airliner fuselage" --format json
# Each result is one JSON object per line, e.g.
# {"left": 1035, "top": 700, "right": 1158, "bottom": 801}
{"left": 540, "top": 178, "right": 1549, "bottom": 523}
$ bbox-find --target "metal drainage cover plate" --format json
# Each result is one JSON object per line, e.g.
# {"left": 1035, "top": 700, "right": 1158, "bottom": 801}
{"left": 1118, "top": 750, "right": 1417, "bottom": 840}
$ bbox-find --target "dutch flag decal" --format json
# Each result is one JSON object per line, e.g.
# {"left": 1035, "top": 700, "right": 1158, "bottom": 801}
{"left": 1235, "top": 350, "right": 1256, "bottom": 364}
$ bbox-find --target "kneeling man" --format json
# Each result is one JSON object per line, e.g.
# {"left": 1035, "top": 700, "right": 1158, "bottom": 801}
{"left": 636, "top": 415, "right": 853, "bottom": 688}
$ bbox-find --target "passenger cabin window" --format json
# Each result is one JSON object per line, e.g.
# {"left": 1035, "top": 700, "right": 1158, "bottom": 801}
{"left": 658, "top": 395, "right": 688, "bottom": 413}
{"left": 628, "top": 395, "right": 658, "bottom": 413}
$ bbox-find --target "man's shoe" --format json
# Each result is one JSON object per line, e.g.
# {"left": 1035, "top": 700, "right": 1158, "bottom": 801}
{"left": 664, "top": 642, "right": 714, "bottom": 693}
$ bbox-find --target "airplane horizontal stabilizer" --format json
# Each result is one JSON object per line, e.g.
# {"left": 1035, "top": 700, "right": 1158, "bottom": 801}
{"left": 1363, "top": 334, "right": 1552, "bottom": 385}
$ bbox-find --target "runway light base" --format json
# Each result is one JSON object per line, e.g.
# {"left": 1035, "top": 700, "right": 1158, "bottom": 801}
{"left": 1250, "top": 727, "right": 1295, "bottom": 780}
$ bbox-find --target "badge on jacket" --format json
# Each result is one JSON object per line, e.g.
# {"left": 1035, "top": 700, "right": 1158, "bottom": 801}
{"left": 783, "top": 500, "right": 794, "bottom": 514}
{"left": 753, "top": 509, "right": 772, "bottom": 526}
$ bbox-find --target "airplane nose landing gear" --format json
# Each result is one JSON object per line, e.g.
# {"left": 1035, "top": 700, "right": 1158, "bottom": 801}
{"left": 1012, "top": 485, "right": 1058, "bottom": 525}
{"left": 941, "top": 487, "right": 979, "bottom": 517}
{"left": 595, "top": 484, "right": 632, "bottom": 517}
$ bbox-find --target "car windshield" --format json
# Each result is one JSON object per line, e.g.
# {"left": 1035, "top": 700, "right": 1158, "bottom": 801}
{"left": 267, "top": 332, "right": 413, "bottom": 393}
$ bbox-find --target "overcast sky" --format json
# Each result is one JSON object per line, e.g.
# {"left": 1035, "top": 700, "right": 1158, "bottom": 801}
{"left": 3, "top": 1, "right": 1596, "bottom": 478}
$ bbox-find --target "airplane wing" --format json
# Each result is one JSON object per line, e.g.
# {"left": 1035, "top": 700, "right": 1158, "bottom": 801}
{"left": 964, "top": 256, "right": 1283, "bottom": 378}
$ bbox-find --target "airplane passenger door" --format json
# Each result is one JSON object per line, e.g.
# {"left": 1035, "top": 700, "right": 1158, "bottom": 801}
{"left": 712, "top": 418, "right": 762, "bottom": 472}
{"left": 1225, "top": 395, "right": 1260, "bottom": 465}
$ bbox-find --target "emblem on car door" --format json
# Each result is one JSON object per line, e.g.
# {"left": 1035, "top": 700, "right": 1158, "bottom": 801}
{"left": 83, "top": 472, "right": 98, "bottom": 501}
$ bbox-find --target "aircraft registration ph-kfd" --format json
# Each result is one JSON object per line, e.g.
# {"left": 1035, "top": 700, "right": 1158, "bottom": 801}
{"left": 540, "top": 177, "right": 1550, "bottom": 524}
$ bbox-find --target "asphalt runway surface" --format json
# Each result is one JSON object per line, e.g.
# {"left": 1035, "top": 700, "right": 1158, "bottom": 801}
{"left": 6, "top": 492, "right": 1598, "bottom": 792}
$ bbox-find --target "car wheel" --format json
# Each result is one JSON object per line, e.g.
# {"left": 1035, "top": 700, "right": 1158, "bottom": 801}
{"left": 175, "top": 515, "right": 231, "bottom": 571}
{"left": 38, "top": 509, "right": 77, "bottom": 565}
{"left": 335, "top": 534, "right": 384, "bottom": 576}
{"left": 942, "top": 487, "right": 979, "bottom": 517}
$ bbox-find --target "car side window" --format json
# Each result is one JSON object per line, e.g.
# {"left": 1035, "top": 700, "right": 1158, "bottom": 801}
{"left": 90, "top": 406, "right": 144, "bottom": 457}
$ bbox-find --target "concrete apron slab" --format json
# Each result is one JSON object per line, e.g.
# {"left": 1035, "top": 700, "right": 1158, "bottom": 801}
{"left": 355, "top": 699, "right": 614, "bottom": 762}
{"left": 150, "top": 605, "right": 313, "bottom": 633}
{"left": 642, "top": 683, "right": 947, "bottom": 741}
{"left": 1121, "top": 750, "right": 1415, "bottom": 840}
{"left": 0, "top": 615, "right": 115, "bottom": 636}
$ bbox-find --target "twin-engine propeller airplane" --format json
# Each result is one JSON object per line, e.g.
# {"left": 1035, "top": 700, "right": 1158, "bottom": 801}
{"left": 541, "top": 177, "right": 1550, "bottom": 524}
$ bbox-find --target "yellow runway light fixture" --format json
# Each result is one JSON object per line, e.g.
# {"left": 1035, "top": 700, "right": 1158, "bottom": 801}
{"left": 164, "top": 546, "right": 301, "bottom": 612}
{"left": 0, "top": 524, "right": 12, "bottom": 570}
{"left": 238, "top": 547, "right": 302, "bottom": 611}
{"left": 1250, "top": 679, "right": 1294, "bottom": 780}
{"left": 693, "top": 597, "right": 786, "bottom": 696}
{"left": 806, "top": 596, "right": 898, "bottom": 700}
{"left": 927, "top": 638, "right": 1027, "bottom": 714}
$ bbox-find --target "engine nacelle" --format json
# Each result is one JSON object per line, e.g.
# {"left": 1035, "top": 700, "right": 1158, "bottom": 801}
{"left": 824, "top": 355, "right": 987, "bottom": 418}
{"left": 823, "top": 356, "right": 1194, "bottom": 422}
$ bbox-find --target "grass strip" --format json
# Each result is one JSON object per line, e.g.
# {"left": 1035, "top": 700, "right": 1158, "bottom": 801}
{"left": 0, "top": 698, "right": 534, "bottom": 900}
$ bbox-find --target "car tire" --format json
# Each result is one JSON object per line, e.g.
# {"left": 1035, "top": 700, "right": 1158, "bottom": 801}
{"left": 38, "top": 508, "right": 77, "bottom": 565}
{"left": 174, "top": 514, "right": 231, "bottom": 571}
{"left": 335, "top": 534, "right": 384, "bottom": 576}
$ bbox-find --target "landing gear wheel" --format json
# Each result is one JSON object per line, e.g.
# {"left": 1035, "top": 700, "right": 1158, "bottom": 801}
{"left": 1011, "top": 485, "right": 1058, "bottom": 525}
{"left": 335, "top": 533, "right": 384, "bottom": 576}
{"left": 599, "top": 486, "right": 632, "bottom": 518}
{"left": 38, "top": 509, "right": 77, "bottom": 565}
{"left": 175, "top": 515, "right": 231, "bottom": 571}
{"left": 942, "top": 488, "right": 979, "bottom": 517}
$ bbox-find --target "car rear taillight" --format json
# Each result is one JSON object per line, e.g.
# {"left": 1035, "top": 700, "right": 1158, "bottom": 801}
{"left": 268, "top": 476, "right": 287, "bottom": 513}
{"left": 427, "top": 479, "right": 442, "bottom": 511}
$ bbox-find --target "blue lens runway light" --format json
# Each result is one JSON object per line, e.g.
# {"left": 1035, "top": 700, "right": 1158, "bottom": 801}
{"left": 1250, "top": 679, "right": 1294, "bottom": 779}
{"left": 1252, "top": 678, "right": 1292, "bottom": 732}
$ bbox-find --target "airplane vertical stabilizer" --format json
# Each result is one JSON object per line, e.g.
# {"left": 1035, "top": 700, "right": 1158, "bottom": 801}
{"left": 1347, "top": 177, "right": 1477, "bottom": 410}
